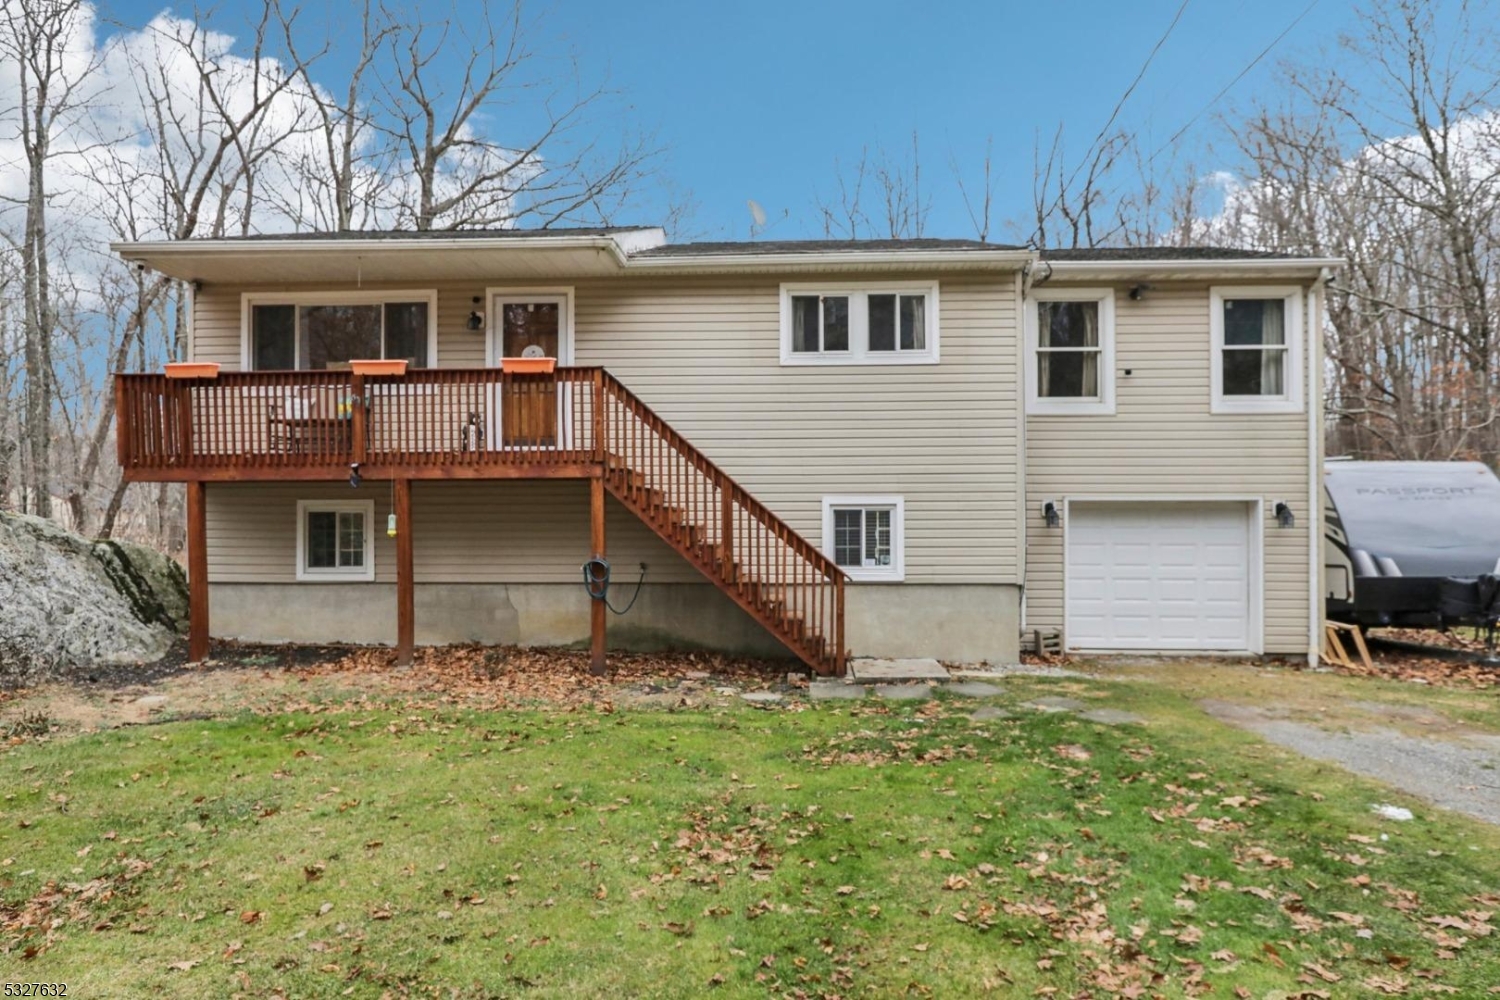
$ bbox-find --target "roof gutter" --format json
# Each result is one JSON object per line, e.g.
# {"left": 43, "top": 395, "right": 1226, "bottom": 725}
{"left": 111, "top": 234, "right": 638, "bottom": 269}
{"left": 1041, "top": 256, "right": 1345, "bottom": 277}
{"left": 622, "top": 248, "right": 1036, "bottom": 271}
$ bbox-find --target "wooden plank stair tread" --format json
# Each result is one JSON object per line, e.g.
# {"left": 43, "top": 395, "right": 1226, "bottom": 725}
{"left": 598, "top": 389, "right": 843, "bottom": 675}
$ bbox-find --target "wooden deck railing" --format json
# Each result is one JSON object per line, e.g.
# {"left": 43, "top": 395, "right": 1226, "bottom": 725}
{"left": 115, "top": 365, "right": 847, "bottom": 673}
{"left": 115, "top": 368, "right": 600, "bottom": 478}
{"left": 597, "top": 371, "right": 846, "bottom": 673}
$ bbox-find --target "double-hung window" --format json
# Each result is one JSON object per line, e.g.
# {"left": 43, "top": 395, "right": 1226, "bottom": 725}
{"left": 822, "top": 496, "right": 905, "bottom": 582}
{"left": 1025, "top": 289, "right": 1116, "bottom": 415}
{"left": 781, "top": 283, "right": 939, "bottom": 364}
{"left": 1210, "top": 286, "right": 1303, "bottom": 413}
{"left": 245, "top": 292, "right": 436, "bottom": 370}
{"left": 296, "top": 500, "right": 375, "bottom": 581}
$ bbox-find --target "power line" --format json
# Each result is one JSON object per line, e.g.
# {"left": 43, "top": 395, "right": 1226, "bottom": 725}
{"left": 1050, "top": 0, "right": 1193, "bottom": 206}
{"left": 1148, "top": 0, "right": 1321, "bottom": 163}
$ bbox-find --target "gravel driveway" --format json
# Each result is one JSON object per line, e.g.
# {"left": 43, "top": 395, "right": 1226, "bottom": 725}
{"left": 1200, "top": 698, "right": 1500, "bottom": 826}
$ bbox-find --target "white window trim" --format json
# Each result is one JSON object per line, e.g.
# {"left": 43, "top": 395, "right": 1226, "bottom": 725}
{"left": 821, "top": 495, "right": 906, "bottom": 582}
{"left": 484, "top": 286, "right": 576, "bottom": 365}
{"left": 1209, "top": 285, "right": 1304, "bottom": 414}
{"left": 780, "top": 281, "right": 940, "bottom": 365}
{"left": 241, "top": 290, "right": 440, "bottom": 371}
{"left": 295, "top": 500, "right": 376, "bottom": 582}
{"left": 1024, "top": 288, "right": 1116, "bottom": 415}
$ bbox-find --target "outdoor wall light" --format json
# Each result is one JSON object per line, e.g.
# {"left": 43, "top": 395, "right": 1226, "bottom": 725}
{"left": 467, "top": 310, "right": 484, "bottom": 331}
{"left": 348, "top": 462, "right": 362, "bottom": 488}
{"left": 1273, "top": 501, "right": 1295, "bottom": 528}
{"left": 1128, "top": 284, "right": 1150, "bottom": 301}
{"left": 1042, "top": 500, "right": 1061, "bottom": 528}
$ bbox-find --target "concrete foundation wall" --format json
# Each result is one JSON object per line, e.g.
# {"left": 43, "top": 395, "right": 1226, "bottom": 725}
{"left": 208, "top": 581, "right": 1022, "bottom": 663}
{"left": 210, "top": 582, "right": 792, "bottom": 657}
{"left": 846, "top": 584, "right": 1020, "bottom": 664}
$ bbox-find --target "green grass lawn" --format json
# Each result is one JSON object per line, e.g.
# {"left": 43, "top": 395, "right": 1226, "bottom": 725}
{"left": 4, "top": 673, "right": 1499, "bottom": 998}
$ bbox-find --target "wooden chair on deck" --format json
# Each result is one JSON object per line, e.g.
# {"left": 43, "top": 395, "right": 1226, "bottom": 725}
{"left": 268, "top": 386, "right": 352, "bottom": 454}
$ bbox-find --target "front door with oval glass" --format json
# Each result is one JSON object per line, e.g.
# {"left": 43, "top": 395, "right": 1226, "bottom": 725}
{"left": 493, "top": 296, "right": 566, "bottom": 448}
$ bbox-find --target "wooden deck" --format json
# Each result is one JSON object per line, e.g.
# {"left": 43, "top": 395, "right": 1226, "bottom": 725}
{"left": 115, "top": 367, "right": 602, "bottom": 482}
{"left": 116, "top": 367, "right": 847, "bottom": 676}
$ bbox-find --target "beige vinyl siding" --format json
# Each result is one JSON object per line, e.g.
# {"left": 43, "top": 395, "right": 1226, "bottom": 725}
{"left": 193, "top": 274, "right": 1021, "bottom": 586}
{"left": 1023, "top": 281, "right": 1313, "bottom": 654}
{"left": 206, "top": 480, "right": 699, "bottom": 584}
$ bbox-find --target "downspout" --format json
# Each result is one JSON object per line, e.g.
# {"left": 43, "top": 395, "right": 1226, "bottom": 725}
{"left": 1307, "top": 267, "right": 1331, "bottom": 666}
{"left": 1017, "top": 259, "right": 1043, "bottom": 638}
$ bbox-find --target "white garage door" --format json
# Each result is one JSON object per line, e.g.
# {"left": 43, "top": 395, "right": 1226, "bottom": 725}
{"left": 1067, "top": 502, "right": 1252, "bottom": 651}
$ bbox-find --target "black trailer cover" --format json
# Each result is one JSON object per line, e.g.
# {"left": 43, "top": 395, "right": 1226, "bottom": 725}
{"left": 1325, "top": 461, "right": 1500, "bottom": 577}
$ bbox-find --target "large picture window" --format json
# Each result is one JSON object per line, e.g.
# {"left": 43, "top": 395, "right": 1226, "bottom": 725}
{"left": 245, "top": 293, "right": 436, "bottom": 370}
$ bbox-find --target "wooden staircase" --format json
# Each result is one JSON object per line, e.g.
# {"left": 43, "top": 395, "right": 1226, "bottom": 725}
{"left": 594, "top": 371, "right": 847, "bottom": 675}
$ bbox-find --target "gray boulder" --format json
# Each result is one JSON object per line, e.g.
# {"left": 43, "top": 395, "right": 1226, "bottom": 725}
{"left": 0, "top": 512, "right": 188, "bottom": 685}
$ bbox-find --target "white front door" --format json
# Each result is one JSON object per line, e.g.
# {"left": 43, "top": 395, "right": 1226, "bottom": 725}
{"left": 1066, "top": 501, "right": 1254, "bottom": 651}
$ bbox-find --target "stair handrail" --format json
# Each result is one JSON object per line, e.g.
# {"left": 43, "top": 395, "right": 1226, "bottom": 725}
{"left": 596, "top": 370, "right": 846, "bottom": 581}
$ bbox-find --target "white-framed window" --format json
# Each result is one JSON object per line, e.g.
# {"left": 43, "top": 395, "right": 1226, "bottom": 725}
{"left": 242, "top": 290, "right": 438, "bottom": 370}
{"left": 295, "top": 500, "right": 375, "bottom": 581}
{"left": 1025, "top": 288, "right": 1116, "bottom": 415}
{"left": 780, "top": 282, "right": 939, "bottom": 365}
{"left": 821, "top": 495, "right": 905, "bottom": 582}
{"left": 1210, "top": 285, "right": 1304, "bottom": 414}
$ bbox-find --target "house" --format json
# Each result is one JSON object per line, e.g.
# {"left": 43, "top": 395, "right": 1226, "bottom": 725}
{"left": 110, "top": 229, "right": 1336, "bottom": 674}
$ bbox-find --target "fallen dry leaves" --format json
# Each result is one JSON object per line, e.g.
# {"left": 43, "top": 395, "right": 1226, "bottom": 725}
{"left": 286, "top": 643, "right": 787, "bottom": 708}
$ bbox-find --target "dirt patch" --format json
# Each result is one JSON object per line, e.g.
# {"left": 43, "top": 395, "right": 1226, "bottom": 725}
{"left": 1, "top": 640, "right": 796, "bottom": 740}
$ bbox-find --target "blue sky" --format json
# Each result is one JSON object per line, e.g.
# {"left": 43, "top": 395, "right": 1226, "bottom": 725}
{"left": 100, "top": 0, "right": 1368, "bottom": 241}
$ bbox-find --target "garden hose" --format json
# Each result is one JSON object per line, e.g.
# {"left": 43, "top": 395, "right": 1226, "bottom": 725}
{"left": 581, "top": 556, "right": 647, "bottom": 615}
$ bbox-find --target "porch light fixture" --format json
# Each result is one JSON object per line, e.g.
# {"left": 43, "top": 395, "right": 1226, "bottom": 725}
{"left": 467, "top": 310, "right": 484, "bottom": 331}
{"left": 348, "top": 462, "right": 361, "bottom": 488}
{"left": 1273, "top": 500, "right": 1294, "bottom": 528}
{"left": 1128, "top": 284, "right": 1150, "bottom": 301}
{"left": 1042, "top": 500, "right": 1061, "bottom": 528}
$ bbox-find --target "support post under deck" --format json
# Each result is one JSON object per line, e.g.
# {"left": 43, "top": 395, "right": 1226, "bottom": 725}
{"left": 186, "top": 480, "right": 209, "bottom": 663}
{"left": 395, "top": 477, "right": 414, "bottom": 667}
{"left": 590, "top": 475, "right": 607, "bottom": 675}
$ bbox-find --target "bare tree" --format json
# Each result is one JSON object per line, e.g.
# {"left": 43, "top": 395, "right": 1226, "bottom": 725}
{"left": 1212, "top": 0, "right": 1500, "bottom": 463}
{"left": 0, "top": 0, "right": 103, "bottom": 518}
{"left": 816, "top": 134, "right": 929, "bottom": 240}
{"left": 378, "top": 1, "right": 657, "bottom": 230}
{"left": 951, "top": 136, "right": 997, "bottom": 243}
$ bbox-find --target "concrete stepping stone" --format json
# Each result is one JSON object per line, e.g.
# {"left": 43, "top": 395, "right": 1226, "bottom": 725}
{"left": 874, "top": 683, "right": 933, "bottom": 701}
{"left": 849, "top": 658, "right": 949, "bottom": 682}
{"left": 1079, "top": 708, "right": 1145, "bottom": 725}
{"left": 945, "top": 681, "right": 1004, "bottom": 697}
{"left": 810, "top": 681, "right": 867, "bottom": 700}
{"left": 1024, "top": 696, "right": 1088, "bottom": 713}
{"left": 740, "top": 691, "right": 783, "bottom": 704}
{"left": 969, "top": 706, "right": 1014, "bottom": 721}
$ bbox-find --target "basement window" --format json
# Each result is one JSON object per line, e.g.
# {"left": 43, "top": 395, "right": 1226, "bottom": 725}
{"left": 296, "top": 500, "right": 375, "bottom": 581}
{"left": 821, "top": 496, "right": 905, "bottom": 582}
{"left": 781, "top": 283, "right": 939, "bottom": 364}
